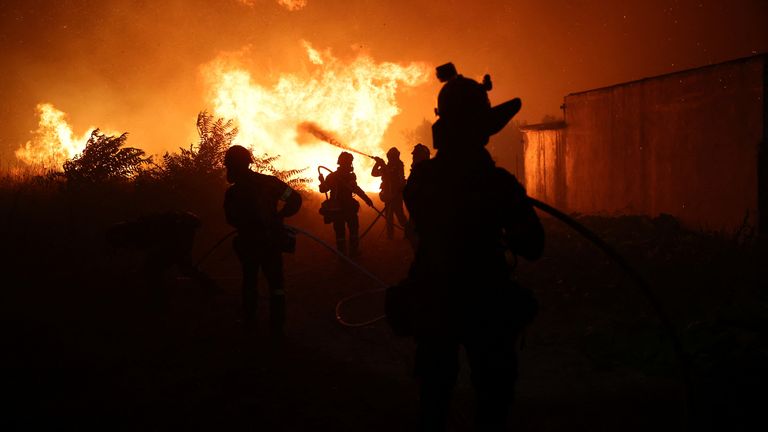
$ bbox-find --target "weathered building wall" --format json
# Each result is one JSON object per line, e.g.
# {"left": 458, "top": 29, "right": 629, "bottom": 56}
{"left": 562, "top": 55, "right": 766, "bottom": 232}
{"left": 521, "top": 124, "right": 567, "bottom": 209}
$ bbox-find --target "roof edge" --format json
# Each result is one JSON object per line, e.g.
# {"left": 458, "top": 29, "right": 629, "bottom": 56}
{"left": 567, "top": 52, "right": 768, "bottom": 97}
{"left": 519, "top": 120, "right": 567, "bottom": 131}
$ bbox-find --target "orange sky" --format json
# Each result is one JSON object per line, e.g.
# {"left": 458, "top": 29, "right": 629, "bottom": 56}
{"left": 1, "top": 0, "right": 767, "bottom": 167}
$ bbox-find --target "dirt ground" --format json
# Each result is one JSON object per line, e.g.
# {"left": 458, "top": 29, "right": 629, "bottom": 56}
{"left": 3, "top": 189, "right": 767, "bottom": 431}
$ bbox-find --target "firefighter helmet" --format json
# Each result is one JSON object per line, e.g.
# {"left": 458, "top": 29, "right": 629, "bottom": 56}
{"left": 436, "top": 75, "right": 491, "bottom": 121}
{"left": 434, "top": 64, "right": 522, "bottom": 140}
{"left": 412, "top": 143, "right": 430, "bottom": 159}
{"left": 337, "top": 151, "right": 354, "bottom": 166}
{"left": 224, "top": 145, "right": 253, "bottom": 168}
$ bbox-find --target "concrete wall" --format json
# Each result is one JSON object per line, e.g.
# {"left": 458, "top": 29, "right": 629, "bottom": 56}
{"left": 557, "top": 55, "right": 766, "bottom": 232}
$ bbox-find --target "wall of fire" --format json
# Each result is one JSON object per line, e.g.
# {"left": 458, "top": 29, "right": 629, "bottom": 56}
{"left": 522, "top": 54, "right": 767, "bottom": 234}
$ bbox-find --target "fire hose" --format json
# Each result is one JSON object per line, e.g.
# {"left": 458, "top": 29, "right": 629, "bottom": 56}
{"left": 301, "top": 122, "right": 377, "bottom": 160}
{"left": 318, "top": 165, "right": 333, "bottom": 197}
{"left": 359, "top": 207, "right": 386, "bottom": 240}
{"left": 363, "top": 205, "right": 404, "bottom": 234}
{"left": 194, "top": 199, "right": 682, "bottom": 351}
{"left": 193, "top": 197, "right": 690, "bottom": 420}
{"left": 317, "top": 165, "right": 403, "bottom": 238}
{"left": 527, "top": 198, "right": 691, "bottom": 414}
{"left": 193, "top": 224, "right": 388, "bottom": 326}
{"left": 335, "top": 196, "right": 689, "bottom": 375}
{"left": 294, "top": 115, "right": 689, "bottom": 425}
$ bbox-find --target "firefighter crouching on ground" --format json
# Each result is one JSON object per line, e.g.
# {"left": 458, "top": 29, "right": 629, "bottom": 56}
{"left": 318, "top": 151, "right": 374, "bottom": 256}
{"left": 371, "top": 147, "right": 408, "bottom": 240}
{"left": 391, "top": 63, "right": 544, "bottom": 431}
{"left": 224, "top": 145, "right": 302, "bottom": 332}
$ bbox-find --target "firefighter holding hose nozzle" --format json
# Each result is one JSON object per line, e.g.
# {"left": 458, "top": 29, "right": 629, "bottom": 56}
{"left": 371, "top": 147, "right": 408, "bottom": 240}
{"left": 388, "top": 62, "right": 544, "bottom": 431}
{"left": 318, "top": 151, "right": 374, "bottom": 257}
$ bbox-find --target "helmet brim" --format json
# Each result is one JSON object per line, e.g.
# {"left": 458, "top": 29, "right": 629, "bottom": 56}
{"left": 487, "top": 98, "right": 522, "bottom": 136}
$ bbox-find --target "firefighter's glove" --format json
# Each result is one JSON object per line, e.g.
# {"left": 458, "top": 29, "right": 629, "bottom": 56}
{"left": 318, "top": 174, "right": 325, "bottom": 183}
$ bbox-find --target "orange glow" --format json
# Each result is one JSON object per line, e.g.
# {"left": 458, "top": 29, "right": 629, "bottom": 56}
{"left": 15, "top": 103, "right": 96, "bottom": 171}
{"left": 277, "top": 0, "right": 307, "bottom": 11}
{"left": 204, "top": 41, "right": 430, "bottom": 190}
{"left": 238, "top": 0, "right": 307, "bottom": 12}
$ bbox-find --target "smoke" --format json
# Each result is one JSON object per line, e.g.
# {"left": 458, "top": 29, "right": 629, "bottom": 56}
{"left": 297, "top": 122, "right": 374, "bottom": 159}
{"left": 2, "top": 1, "right": 766, "bottom": 169}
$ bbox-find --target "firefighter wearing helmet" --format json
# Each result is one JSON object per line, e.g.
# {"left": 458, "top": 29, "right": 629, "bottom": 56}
{"left": 224, "top": 145, "right": 302, "bottom": 333}
{"left": 392, "top": 63, "right": 544, "bottom": 430}
{"left": 410, "top": 143, "right": 431, "bottom": 171}
{"left": 371, "top": 147, "right": 408, "bottom": 240}
{"left": 404, "top": 143, "right": 432, "bottom": 249}
{"left": 318, "top": 151, "right": 374, "bottom": 256}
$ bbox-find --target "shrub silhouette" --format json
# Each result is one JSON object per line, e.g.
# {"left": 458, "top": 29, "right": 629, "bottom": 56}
{"left": 161, "top": 111, "right": 310, "bottom": 190}
{"left": 251, "top": 153, "right": 311, "bottom": 191}
{"left": 63, "top": 130, "right": 149, "bottom": 182}
{"left": 162, "top": 111, "right": 235, "bottom": 177}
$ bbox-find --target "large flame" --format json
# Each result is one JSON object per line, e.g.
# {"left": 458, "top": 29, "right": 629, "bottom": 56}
{"left": 204, "top": 42, "right": 430, "bottom": 190}
{"left": 15, "top": 103, "right": 95, "bottom": 171}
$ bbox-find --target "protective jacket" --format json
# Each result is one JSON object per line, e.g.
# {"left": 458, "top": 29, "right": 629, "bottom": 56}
{"left": 318, "top": 170, "right": 368, "bottom": 215}
{"left": 401, "top": 148, "right": 543, "bottom": 337}
{"left": 224, "top": 170, "right": 301, "bottom": 249}
{"left": 372, "top": 159, "right": 406, "bottom": 203}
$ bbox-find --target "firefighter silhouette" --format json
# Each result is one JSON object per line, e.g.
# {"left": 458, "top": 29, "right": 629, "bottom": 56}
{"left": 106, "top": 211, "right": 216, "bottom": 310}
{"left": 392, "top": 63, "right": 544, "bottom": 430}
{"left": 371, "top": 147, "right": 408, "bottom": 239}
{"left": 405, "top": 143, "right": 432, "bottom": 249}
{"left": 318, "top": 151, "right": 374, "bottom": 256}
{"left": 224, "top": 145, "right": 302, "bottom": 332}
{"left": 411, "top": 143, "right": 431, "bottom": 171}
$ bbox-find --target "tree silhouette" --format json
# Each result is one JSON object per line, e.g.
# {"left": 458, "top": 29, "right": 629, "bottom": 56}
{"left": 63, "top": 130, "right": 149, "bottom": 182}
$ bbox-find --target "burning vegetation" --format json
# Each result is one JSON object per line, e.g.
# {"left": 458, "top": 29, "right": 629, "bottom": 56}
{"left": 15, "top": 104, "right": 99, "bottom": 172}
{"left": 203, "top": 42, "right": 429, "bottom": 190}
{"left": 3, "top": 2, "right": 768, "bottom": 430}
{"left": 12, "top": 41, "right": 429, "bottom": 192}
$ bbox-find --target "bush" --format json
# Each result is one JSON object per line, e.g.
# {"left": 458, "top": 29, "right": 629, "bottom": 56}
{"left": 160, "top": 111, "right": 310, "bottom": 190}
{"left": 252, "top": 154, "right": 311, "bottom": 191}
{"left": 63, "top": 130, "right": 149, "bottom": 182}
{"left": 162, "top": 111, "right": 236, "bottom": 178}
